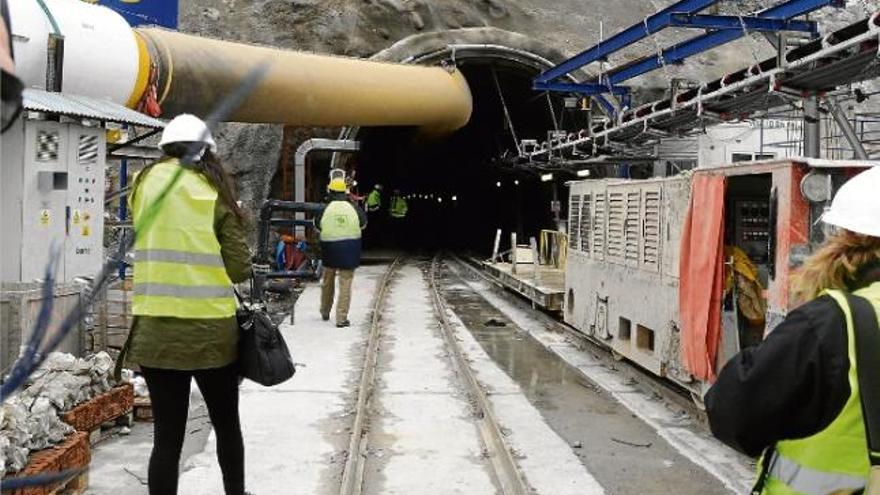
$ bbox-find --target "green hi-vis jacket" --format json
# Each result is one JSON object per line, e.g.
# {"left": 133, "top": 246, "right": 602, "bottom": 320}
{"left": 759, "top": 283, "right": 880, "bottom": 495}
{"left": 390, "top": 196, "right": 408, "bottom": 218}
{"left": 366, "top": 189, "right": 381, "bottom": 211}
{"left": 126, "top": 158, "right": 252, "bottom": 370}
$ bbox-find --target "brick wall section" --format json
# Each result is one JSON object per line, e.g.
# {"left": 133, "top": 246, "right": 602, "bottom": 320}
{"left": 61, "top": 384, "right": 134, "bottom": 432}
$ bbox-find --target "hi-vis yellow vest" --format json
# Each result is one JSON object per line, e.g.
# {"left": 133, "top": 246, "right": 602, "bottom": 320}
{"left": 319, "top": 201, "right": 361, "bottom": 242}
{"left": 131, "top": 159, "right": 235, "bottom": 319}
{"left": 759, "top": 282, "right": 880, "bottom": 495}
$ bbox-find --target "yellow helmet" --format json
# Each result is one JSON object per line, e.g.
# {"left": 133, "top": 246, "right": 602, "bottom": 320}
{"left": 328, "top": 178, "right": 347, "bottom": 193}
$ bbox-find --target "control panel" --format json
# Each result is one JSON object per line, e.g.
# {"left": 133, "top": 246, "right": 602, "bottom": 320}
{"left": 733, "top": 199, "right": 771, "bottom": 264}
{"left": 1, "top": 118, "right": 106, "bottom": 283}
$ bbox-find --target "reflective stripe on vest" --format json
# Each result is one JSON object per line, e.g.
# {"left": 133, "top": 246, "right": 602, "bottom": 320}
{"left": 766, "top": 452, "right": 866, "bottom": 495}
{"left": 760, "top": 283, "right": 880, "bottom": 494}
{"left": 137, "top": 249, "right": 225, "bottom": 267}
{"left": 320, "top": 201, "right": 361, "bottom": 242}
{"left": 131, "top": 159, "right": 235, "bottom": 319}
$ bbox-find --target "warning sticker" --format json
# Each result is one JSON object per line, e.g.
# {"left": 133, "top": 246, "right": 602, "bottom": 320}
{"left": 81, "top": 224, "right": 91, "bottom": 237}
{"left": 39, "top": 209, "right": 50, "bottom": 227}
{"left": 72, "top": 210, "right": 81, "bottom": 225}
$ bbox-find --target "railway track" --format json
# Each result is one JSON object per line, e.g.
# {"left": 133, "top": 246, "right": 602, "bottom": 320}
{"left": 338, "top": 256, "right": 401, "bottom": 495}
{"left": 444, "top": 253, "right": 708, "bottom": 423}
{"left": 338, "top": 256, "right": 531, "bottom": 495}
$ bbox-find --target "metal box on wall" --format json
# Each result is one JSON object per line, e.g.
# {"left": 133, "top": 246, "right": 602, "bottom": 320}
{"left": 1, "top": 116, "right": 106, "bottom": 284}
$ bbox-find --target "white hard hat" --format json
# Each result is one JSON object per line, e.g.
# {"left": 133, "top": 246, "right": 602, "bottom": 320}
{"left": 821, "top": 166, "right": 880, "bottom": 237}
{"left": 158, "top": 114, "right": 217, "bottom": 152}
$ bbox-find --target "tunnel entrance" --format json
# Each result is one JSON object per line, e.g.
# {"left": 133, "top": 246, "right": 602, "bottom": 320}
{"left": 344, "top": 48, "right": 587, "bottom": 254}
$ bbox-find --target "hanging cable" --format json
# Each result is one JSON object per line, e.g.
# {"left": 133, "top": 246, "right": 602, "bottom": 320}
{"left": 645, "top": 17, "right": 674, "bottom": 90}
{"left": 546, "top": 92, "right": 559, "bottom": 131}
{"left": 737, "top": 15, "right": 764, "bottom": 68}
{"left": 35, "top": 0, "right": 62, "bottom": 35}
{"left": 491, "top": 68, "right": 522, "bottom": 156}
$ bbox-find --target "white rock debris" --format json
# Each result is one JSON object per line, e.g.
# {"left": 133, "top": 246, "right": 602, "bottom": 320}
{"left": 0, "top": 351, "right": 119, "bottom": 476}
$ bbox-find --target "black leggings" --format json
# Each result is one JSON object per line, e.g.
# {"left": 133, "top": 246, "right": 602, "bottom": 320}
{"left": 141, "top": 364, "right": 245, "bottom": 495}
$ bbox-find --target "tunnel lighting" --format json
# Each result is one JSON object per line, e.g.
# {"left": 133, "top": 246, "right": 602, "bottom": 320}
{"left": 540, "top": 173, "right": 554, "bottom": 182}
{"left": 438, "top": 197, "right": 443, "bottom": 203}
{"left": 452, "top": 195, "right": 458, "bottom": 201}
{"left": 577, "top": 169, "right": 591, "bottom": 178}
{"left": 514, "top": 180, "right": 520, "bottom": 186}
{"left": 496, "top": 181, "right": 502, "bottom": 188}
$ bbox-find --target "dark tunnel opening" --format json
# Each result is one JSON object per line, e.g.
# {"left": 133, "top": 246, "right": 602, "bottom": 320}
{"left": 350, "top": 60, "right": 585, "bottom": 255}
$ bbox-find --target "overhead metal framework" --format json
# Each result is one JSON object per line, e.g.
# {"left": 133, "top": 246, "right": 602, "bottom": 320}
{"left": 533, "top": 0, "right": 845, "bottom": 117}
{"left": 523, "top": 12, "right": 880, "bottom": 162}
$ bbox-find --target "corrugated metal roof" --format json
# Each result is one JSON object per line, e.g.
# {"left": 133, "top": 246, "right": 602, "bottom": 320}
{"left": 23, "top": 89, "right": 165, "bottom": 129}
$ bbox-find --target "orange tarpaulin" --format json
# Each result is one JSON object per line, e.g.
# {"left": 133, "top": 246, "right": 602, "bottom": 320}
{"left": 679, "top": 174, "right": 726, "bottom": 382}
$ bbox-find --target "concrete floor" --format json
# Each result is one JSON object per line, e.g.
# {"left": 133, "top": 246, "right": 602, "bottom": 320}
{"left": 85, "top": 260, "right": 751, "bottom": 494}
{"left": 362, "top": 264, "right": 496, "bottom": 494}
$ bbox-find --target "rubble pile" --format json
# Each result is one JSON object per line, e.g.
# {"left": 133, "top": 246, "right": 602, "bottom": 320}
{"left": 0, "top": 352, "right": 117, "bottom": 476}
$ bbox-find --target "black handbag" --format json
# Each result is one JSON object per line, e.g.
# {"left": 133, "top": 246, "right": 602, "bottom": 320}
{"left": 235, "top": 289, "right": 296, "bottom": 386}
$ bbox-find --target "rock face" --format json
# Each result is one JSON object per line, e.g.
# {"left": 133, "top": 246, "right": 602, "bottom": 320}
{"left": 176, "top": 0, "right": 880, "bottom": 207}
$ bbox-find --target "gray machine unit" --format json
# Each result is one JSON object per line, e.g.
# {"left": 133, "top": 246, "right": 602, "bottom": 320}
{"left": 565, "top": 176, "right": 692, "bottom": 389}
{"left": 1, "top": 116, "right": 106, "bottom": 284}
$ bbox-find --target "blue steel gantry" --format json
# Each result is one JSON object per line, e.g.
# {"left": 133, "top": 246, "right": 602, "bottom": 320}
{"left": 523, "top": 7, "right": 880, "bottom": 162}
{"left": 534, "top": 0, "right": 844, "bottom": 118}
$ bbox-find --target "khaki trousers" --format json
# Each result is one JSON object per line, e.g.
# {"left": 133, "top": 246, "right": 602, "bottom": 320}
{"left": 320, "top": 268, "right": 354, "bottom": 324}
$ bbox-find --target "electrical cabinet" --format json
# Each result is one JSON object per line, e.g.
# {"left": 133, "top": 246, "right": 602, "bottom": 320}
{"left": 1, "top": 116, "right": 106, "bottom": 283}
{"left": 732, "top": 199, "right": 771, "bottom": 264}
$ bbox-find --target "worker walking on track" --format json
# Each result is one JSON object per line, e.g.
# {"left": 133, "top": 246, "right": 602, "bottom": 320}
{"left": 316, "top": 177, "right": 367, "bottom": 328}
{"left": 389, "top": 189, "right": 408, "bottom": 219}
{"left": 124, "top": 114, "right": 252, "bottom": 495}
{"left": 706, "top": 167, "right": 880, "bottom": 495}
{"left": 366, "top": 184, "right": 382, "bottom": 212}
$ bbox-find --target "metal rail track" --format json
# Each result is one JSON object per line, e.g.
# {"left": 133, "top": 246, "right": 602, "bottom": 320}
{"left": 444, "top": 253, "right": 706, "bottom": 421}
{"left": 340, "top": 256, "right": 531, "bottom": 495}
{"left": 338, "top": 257, "right": 401, "bottom": 495}
{"left": 427, "top": 256, "right": 532, "bottom": 495}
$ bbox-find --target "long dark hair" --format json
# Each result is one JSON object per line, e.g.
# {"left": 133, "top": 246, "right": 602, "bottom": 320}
{"left": 132, "top": 142, "right": 247, "bottom": 223}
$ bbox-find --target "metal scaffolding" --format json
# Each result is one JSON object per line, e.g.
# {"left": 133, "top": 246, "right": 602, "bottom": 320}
{"left": 523, "top": 10, "right": 880, "bottom": 164}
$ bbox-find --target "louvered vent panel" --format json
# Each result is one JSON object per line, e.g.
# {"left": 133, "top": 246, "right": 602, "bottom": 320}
{"left": 78, "top": 135, "right": 99, "bottom": 165}
{"left": 569, "top": 194, "right": 581, "bottom": 251}
{"left": 580, "top": 193, "right": 592, "bottom": 255}
{"left": 593, "top": 193, "right": 606, "bottom": 260}
{"left": 36, "top": 131, "right": 60, "bottom": 162}
{"left": 607, "top": 191, "right": 625, "bottom": 262}
{"left": 643, "top": 189, "right": 662, "bottom": 270}
{"left": 624, "top": 191, "right": 641, "bottom": 267}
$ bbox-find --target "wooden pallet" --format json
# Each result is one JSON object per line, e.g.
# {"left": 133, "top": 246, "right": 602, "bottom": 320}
{"left": 61, "top": 384, "right": 134, "bottom": 444}
{"left": 2, "top": 432, "right": 90, "bottom": 495}
{"left": 133, "top": 397, "right": 153, "bottom": 422}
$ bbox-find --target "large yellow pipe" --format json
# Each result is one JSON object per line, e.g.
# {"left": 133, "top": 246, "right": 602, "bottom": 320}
{"left": 137, "top": 29, "right": 473, "bottom": 132}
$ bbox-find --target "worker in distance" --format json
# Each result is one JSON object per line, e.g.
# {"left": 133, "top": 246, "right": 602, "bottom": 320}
{"left": 707, "top": 167, "right": 880, "bottom": 495}
{"left": 315, "top": 175, "right": 367, "bottom": 328}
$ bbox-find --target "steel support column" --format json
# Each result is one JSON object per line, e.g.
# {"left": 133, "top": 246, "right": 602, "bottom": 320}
{"left": 803, "top": 95, "right": 821, "bottom": 158}
{"left": 827, "top": 98, "right": 869, "bottom": 159}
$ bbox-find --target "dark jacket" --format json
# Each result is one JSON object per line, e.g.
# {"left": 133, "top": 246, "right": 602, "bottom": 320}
{"left": 706, "top": 271, "right": 880, "bottom": 457}
{"left": 314, "top": 192, "right": 367, "bottom": 270}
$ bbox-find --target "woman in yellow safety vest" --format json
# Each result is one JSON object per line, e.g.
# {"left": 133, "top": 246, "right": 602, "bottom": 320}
{"left": 125, "top": 114, "right": 253, "bottom": 495}
{"left": 707, "top": 167, "right": 880, "bottom": 495}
